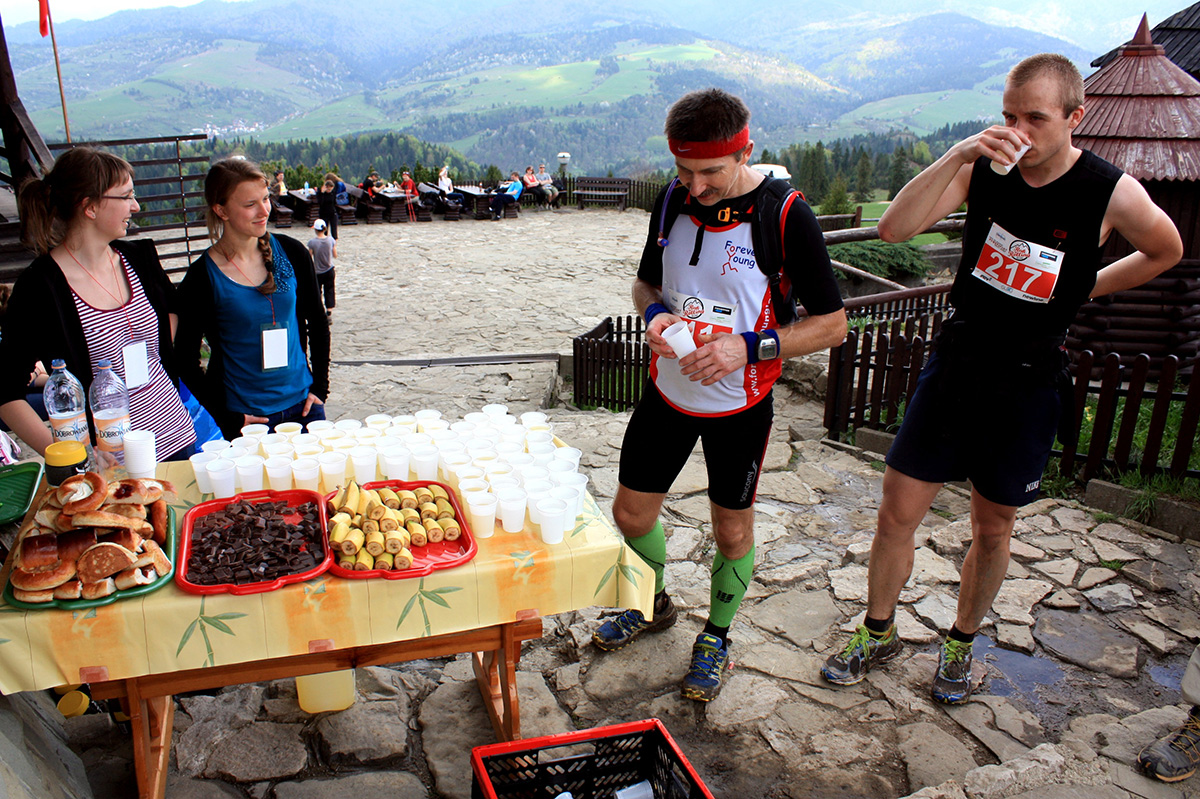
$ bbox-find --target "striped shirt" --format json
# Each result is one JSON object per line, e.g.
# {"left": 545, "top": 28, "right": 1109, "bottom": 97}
{"left": 71, "top": 252, "right": 195, "bottom": 460}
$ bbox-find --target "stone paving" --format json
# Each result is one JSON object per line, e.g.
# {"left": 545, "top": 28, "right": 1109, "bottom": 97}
{"left": 42, "top": 211, "right": 1200, "bottom": 797}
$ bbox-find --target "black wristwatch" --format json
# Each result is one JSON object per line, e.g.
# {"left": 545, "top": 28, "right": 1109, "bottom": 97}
{"left": 756, "top": 331, "right": 780, "bottom": 361}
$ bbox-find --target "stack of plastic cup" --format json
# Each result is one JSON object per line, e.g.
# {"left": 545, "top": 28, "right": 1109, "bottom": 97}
{"left": 206, "top": 458, "right": 237, "bottom": 498}
{"left": 265, "top": 456, "right": 293, "bottom": 490}
{"left": 495, "top": 486, "right": 528, "bottom": 533}
{"left": 123, "top": 429, "right": 157, "bottom": 479}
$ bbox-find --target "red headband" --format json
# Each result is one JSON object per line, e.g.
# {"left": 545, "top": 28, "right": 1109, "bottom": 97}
{"left": 668, "top": 126, "right": 749, "bottom": 158}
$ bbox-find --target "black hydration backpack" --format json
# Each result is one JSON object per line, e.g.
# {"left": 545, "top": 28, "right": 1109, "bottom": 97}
{"left": 656, "top": 177, "right": 805, "bottom": 325}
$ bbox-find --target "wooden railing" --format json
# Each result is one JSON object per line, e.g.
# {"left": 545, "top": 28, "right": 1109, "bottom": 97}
{"left": 572, "top": 315, "right": 649, "bottom": 411}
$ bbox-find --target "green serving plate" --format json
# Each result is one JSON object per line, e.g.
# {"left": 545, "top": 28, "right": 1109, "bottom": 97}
{"left": 0, "top": 461, "right": 44, "bottom": 526}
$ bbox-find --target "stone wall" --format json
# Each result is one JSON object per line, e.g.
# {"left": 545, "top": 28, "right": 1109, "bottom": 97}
{"left": 0, "top": 691, "right": 94, "bottom": 799}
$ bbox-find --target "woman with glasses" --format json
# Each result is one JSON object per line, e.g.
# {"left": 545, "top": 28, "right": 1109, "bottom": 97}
{"left": 175, "top": 158, "right": 329, "bottom": 440}
{"left": 0, "top": 147, "right": 196, "bottom": 460}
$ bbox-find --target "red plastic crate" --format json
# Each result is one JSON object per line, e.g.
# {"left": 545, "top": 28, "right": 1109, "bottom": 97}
{"left": 471, "top": 718, "right": 713, "bottom": 799}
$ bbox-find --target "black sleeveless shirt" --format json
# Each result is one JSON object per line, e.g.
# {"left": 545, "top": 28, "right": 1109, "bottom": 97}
{"left": 949, "top": 149, "right": 1122, "bottom": 345}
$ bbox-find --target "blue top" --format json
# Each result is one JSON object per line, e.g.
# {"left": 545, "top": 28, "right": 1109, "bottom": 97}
{"left": 206, "top": 236, "right": 312, "bottom": 415}
{"left": 505, "top": 180, "right": 523, "bottom": 199}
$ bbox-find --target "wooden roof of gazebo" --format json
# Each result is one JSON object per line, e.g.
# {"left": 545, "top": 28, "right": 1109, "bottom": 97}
{"left": 1093, "top": 2, "right": 1200, "bottom": 82}
{"left": 1075, "top": 14, "right": 1200, "bottom": 182}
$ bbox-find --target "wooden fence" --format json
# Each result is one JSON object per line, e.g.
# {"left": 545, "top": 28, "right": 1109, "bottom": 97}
{"left": 572, "top": 315, "right": 650, "bottom": 411}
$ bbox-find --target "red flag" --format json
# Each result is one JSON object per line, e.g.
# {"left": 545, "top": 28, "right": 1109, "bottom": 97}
{"left": 39, "top": 0, "right": 51, "bottom": 37}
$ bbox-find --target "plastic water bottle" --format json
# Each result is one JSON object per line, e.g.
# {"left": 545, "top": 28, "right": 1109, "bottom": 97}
{"left": 304, "top": 180, "right": 309, "bottom": 192}
{"left": 89, "top": 359, "right": 131, "bottom": 464}
{"left": 44, "top": 359, "right": 89, "bottom": 445}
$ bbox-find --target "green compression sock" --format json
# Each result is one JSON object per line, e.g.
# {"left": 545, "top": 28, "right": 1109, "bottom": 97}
{"left": 709, "top": 544, "right": 755, "bottom": 628}
{"left": 624, "top": 520, "right": 667, "bottom": 594}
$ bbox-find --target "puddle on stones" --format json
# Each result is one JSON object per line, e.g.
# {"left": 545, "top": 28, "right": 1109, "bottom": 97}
{"left": 975, "top": 634, "right": 1064, "bottom": 702}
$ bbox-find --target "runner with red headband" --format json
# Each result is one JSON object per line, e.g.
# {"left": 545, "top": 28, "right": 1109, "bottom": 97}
{"left": 592, "top": 87, "right": 846, "bottom": 701}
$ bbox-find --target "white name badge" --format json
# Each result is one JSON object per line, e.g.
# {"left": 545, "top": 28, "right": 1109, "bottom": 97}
{"left": 262, "top": 325, "right": 289, "bottom": 371}
{"left": 971, "top": 222, "right": 1064, "bottom": 304}
{"left": 665, "top": 289, "right": 737, "bottom": 339}
{"left": 121, "top": 341, "right": 150, "bottom": 389}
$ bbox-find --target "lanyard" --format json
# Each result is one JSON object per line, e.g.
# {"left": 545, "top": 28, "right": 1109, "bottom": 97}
{"left": 65, "top": 245, "right": 134, "bottom": 335}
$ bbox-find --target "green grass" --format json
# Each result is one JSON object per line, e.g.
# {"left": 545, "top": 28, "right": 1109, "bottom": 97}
{"left": 1098, "top": 559, "right": 1126, "bottom": 571}
{"left": 1076, "top": 382, "right": 1200, "bottom": 476}
{"left": 833, "top": 83, "right": 1003, "bottom": 138}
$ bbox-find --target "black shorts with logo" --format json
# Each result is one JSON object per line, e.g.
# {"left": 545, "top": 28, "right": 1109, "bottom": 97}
{"left": 618, "top": 381, "right": 773, "bottom": 510}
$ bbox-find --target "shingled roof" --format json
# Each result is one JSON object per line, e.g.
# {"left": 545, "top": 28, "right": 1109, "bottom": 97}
{"left": 1093, "top": 2, "right": 1200, "bottom": 81}
{"left": 1076, "top": 15, "right": 1200, "bottom": 181}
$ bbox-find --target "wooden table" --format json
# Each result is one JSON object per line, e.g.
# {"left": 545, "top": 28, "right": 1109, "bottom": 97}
{"left": 456, "top": 186, "right": 491, "bottom": 219}
{"left": 0, "top": 461, "right": 652, "bottom": 799}
{"left": 282, "top": 190, "right": 319, "bottom": 223}
{"left": 375, "top": 190, "right": 416, "bottom": 222}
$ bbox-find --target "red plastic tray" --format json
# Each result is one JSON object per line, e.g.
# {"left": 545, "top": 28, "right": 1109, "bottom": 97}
{"left": 325, "top": 479, "right": 477, "bottom": 580}
{"left": 176, "top": 489, "right": 332, "bottom": 595}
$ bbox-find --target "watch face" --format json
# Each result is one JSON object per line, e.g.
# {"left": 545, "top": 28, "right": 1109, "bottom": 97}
{"left": 758, "top": 336, "right": 779, "bottom": 360}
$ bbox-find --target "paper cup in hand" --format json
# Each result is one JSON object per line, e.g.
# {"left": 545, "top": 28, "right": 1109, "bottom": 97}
{"left": 662, "top": 320, "right": 697, "bottom": 358}
{"left": 991, "top": 142, "right": 1030, "bottom": 175}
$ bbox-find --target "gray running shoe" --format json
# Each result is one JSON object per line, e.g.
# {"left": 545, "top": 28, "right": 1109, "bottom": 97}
{"left": 931, "top": 637, "right": 974, "bottom": 704}
{"left": 1138, "top": 706, "right": 1200, "bottom": 782}
{"left": 821, "top": 624, "right": 903, "bottom": 685}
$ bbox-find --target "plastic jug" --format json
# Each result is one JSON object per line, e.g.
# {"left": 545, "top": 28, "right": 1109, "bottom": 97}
{"left": 296, "top": 668, "right": 356, "bottom": 713}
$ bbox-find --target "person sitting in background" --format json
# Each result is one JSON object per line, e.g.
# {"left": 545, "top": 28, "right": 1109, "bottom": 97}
{"left": 175, "top": 157, "right": 330, "bottom": 440}
{"left": 399, "top": 171, "right": 417, "bottom": 198}
{"left": 489, "top": 172, "right": 523, "bottom": 220}
{"left": 522, "top": 166, "right": 548, "bottom": 207}
{"left": 438, "top": 165, "right": 465, "bottom": 207}
{"left": 359, "top": 172, "right": 379, "bottom": 198}
{"left": 536, "top": 164, "right": 560, "bottom": 208}
{"left": 269, "top": 171, "right": 287, "bottom": 197}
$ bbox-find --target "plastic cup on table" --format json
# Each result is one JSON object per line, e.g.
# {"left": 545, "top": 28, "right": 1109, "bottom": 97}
{"left": 463, "top": 411, "right": 490, "bottom": 428}
{"left": 206, "top": 458, "right": 237, "bottom": 499}
{"left": 555, "top": 472, "right": 589, "bottom": 516}
{"left": 464, "top": 492, "right": 497, "bottom": 540}
{"left": 410, "top": 445, "right": 440, "bottom": 481}
{"left": 380, "top": 446, "right": 412, "bottom": 481}
{"left": 505, "top": 452, "right": 534, "bottom": 473}
{"left": 123, "top": 429, "right": 158, "bottom": 479}
{"left": 482, "top": 403, "right": 508, "bottom": 419}
{"left": 349, "top": 446, "right": 378, "bottom": 484}
{"left": 450, "top": 421, "right": 477, "bottom": 437}
{"left": 189, "top": 452, "right": 219, "bottom": 494}
{"left": 404, "top": 432, "right": 433, "bottom": 450}
{"left": 294, "top": 445, "right": 323, "bottom": 459}
{"left": 457, "top": 478, "right": 491, "bottom": 498}
{"left": 317, "top": 452, "right": 348, "bottom": 494}
{"left": 235, "top": 455, "right": 265, "bottom": 492}
{"left": 524, "top": 479, "right": 554, "bottom": 525}
{"left": 201, "top": 439, "right": 231, "bottom": 455}
{"left": 494, "top": 486, "right": 528, "bottom": 533}
{"left": 520, "top": 411, "right": 547, "bottom": 429}
{"left": 535, "top": 498, "right": 568, "bottom": 545}
{"left": 331, "top": 439, "right": 357, "bottom": 457}
{"left": 265, "top": 456, "right": 293, "bottom": 490}
{"left": 483, "top": 461, "right": 514, "bottom": 481}
{"left": 263, "top": 442, "right": 294, "bottom": 461}
{"left": 488, "top": 475, "right": 520, "bottom": 494}
{"left": 229, "top": 436, "right": 258, "bottom": 453}
{"left": 313, "top": 428, "right": 344, "bottom": 447}
{"left": 291, "top": 457, "right": 321, "bottom": 491}
{"left": 528, "top": 441, "right": 556, "bottom": 466}
{"left": 333, "top": 418, "right": 363, "bottom": 433}
{"left": 550, "top": 485, "right": 582, "bottom": 532}
{"left": 441, "top": 452, "right": 472, "bottom": 485}
{"left": 374, "top": 439, "right": 399, "bottom": 471}
{"left": 353, "top": 428, "right": 382, "bottom": 445}
{"left": 274, "top": 421, "right": 303, "bottom": 440}
{"left": 364, "top": 413, "right": 392, "bottom": 429}
{"left": 434, "top": 437, "right": 465, "bottom": 457}
{"left": 476, "top": 429, "right": 501, "bottom": 447}
{"left": 525, "top": 430, "right": 554, "bottom": 448}
{"left": 471, "top": 453, "right": 499, "bottom": 472}
{"left": 553, "top": 446, "right": 582, "bottom": 467}
{"left": 240, "top": 423, "right": 269, "bottom": 441}
{"left": 257, "top": 433, "right": 285, "bottom": 455}
{"left": 456, "top": 466, "right": 485, "bottom": 486}
{"left": 414, "top": 409, "right": 442, "bottom": 431}
{"left": 390, "top": 415, "right": 418, "bottom": 435}
{"left": 516, "top": 464, "right": 550, "bottom": 486}
{"left": 492, "top": 414, "right": 518, "bottom": 429}
{"left": 422, "top": 418, "right": 450, "bottom": 434}
{"left": 661, "top": 320, "right": 697, "bottom": 358}
{"left": 546, "top": 459, "right": 577, "bottom": 482}
{"left": 304, "top": 419, "right": 334, "bottom": 435}
{"left": 291, "top": 433, "right": 319, "bottom": 450}
{"left": 495, "top": 441, "right": 524, "bottom": 460}
{"left": 499, "top": 425, "right": 527, "bottom": 447}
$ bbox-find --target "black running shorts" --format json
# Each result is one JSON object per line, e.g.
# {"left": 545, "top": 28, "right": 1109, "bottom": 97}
{"left": 885, "top": 350, "right": 1061, "bottom": 507}
{"left": 618, "top": 381, "right": 774, "bottom": 510}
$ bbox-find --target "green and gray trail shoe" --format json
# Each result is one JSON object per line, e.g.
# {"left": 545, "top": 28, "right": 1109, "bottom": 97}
{"left": 931, "top": 637, "right": 974, "bottom": 704}
{"left": 821, "top": 624, "right": 903, "bottom": 685}
{"left": 680, "top": 633, "right": 731, "bottom": 702}
{"left": 1137, "top": 706, "right": 1200, "bottom": 782}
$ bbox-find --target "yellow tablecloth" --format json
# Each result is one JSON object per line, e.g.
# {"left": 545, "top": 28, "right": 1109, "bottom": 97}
{"left": 0, "top": 461, "right": 652, "bottom": 694}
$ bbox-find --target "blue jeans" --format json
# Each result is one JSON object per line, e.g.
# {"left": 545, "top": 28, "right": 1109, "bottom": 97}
{"left": 262, "top": 398, "right": 326, "bottom": 431}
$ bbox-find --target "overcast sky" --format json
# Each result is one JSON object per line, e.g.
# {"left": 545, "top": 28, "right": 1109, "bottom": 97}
{"left": 0, "top": 0, "right": 242, "bottom": 26}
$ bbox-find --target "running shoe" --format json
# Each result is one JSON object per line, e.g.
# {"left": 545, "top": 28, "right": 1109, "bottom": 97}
{"left": 931, "top": 637, "right": 974, "bottom": 704}
{"left": 1138, "top": 706, "right": 1200, "bottom": 782}
{"left": 681, "top": 633, "right": 730, "bottom": 702}
{"left": 592, "top": 595, "right": 677, "bottom": 652}
{"left": 821, "top": 624, "right": 903, "bottom": 686}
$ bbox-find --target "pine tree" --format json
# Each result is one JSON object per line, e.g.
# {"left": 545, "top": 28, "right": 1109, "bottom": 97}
{"left": 888, "top": 146, "right": 911, "bottom": 201}
{"left": 821, "top": 173, "right": 854, "bottom": 216}
{"left": 854, "top": 153, "right": 874, "bottom": 203}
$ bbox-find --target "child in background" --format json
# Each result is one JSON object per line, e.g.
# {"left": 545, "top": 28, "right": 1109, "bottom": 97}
{"left": 307, "top": 219, "right": 337, "bottom": 318}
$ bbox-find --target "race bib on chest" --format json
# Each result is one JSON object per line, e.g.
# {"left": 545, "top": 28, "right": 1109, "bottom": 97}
{"left": 971, "top": 222, "right": 1064, "bottom": 304}
{"left": 665, "top": 289, "right": 736, "bottom": 341}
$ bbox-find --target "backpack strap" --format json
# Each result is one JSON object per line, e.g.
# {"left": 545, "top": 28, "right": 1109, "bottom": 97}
{"left": 751, "top": 177, "right": 805, "bottom": 326}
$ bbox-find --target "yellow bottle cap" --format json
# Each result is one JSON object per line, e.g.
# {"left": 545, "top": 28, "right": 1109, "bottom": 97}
{"left": 45, "top": 441, "right": 87, "bottom": 467}
{"left": 57, "top": 690, "right": 90, "bottom": 718}
{"left": 52, "top": 683, "right": 82, "bottom": 695}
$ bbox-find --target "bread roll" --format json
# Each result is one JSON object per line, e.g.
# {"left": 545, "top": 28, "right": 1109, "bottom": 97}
{"left": 53, "top": 580, "right": 82, "bottom": 601}
{"left": 18, "top": 534, "right": 60, "bottom": 573}
{"left": 80, "top": 579, "right": 116, "bottom": 600}
{"left": 76, "top": 542, "right": 138, "bottom": 583}
{"left": 13, "top": 587, "right": 55, "bottom": 603}
{"left": 10, "top": 557, "right": 76, "bottom": 591}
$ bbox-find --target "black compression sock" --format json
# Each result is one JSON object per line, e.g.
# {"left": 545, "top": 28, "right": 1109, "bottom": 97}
{"left": 948, "top": 624, "right": 975, "bottom": 644}
{"left": 702, "top": 620, "right": 729, "bottom": 644}
{"left": 864, "top": 615, "right": 893, "bottom": 635}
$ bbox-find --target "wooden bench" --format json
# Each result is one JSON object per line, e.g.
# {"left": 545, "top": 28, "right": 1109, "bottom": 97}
{"left": 269, "top": 198, "right": 293, "bottom": 229}
{"left": 573, "top": 177, "right": 630, "bottom": 211}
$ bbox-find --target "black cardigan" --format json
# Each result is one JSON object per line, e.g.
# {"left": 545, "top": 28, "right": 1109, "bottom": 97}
{"left": 174, "top": 234, "right": 331, "bottom": 440}
{"left": 0, "top": 238, "right": 178, "bottom": 408}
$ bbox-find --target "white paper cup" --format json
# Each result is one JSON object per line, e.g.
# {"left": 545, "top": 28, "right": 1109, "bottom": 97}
{"left": 458, "top": 478, "right": 491, "bottom": 497}
{"left": 450, "top": 421, "right": 477, "bottom": 437}
{"left": 201, "top": 439, "right": 231, "bottom": 454}
{"left": 304, "top": 419, "right": 334, "bottom": 435}
{"left": 317, "top": 452, "right": 348, "bottom": 494}
{"left": 123, "top": 429, "right": 157, "bottom": 478}
{"left": 291, "top": 457, "right": 320, "bottom": 491}
{"left": 364, "top": 413, "right": 392, "bottom": 429}
{"left": 465, "top": 491, "right": 497, "bottom": 539}
{"left": 240, "top": 423, "right": 269, "bottom": 440}
{"left": 421, "top": 418, "right": 450, "bottom": 434}
{"left": 229, "top": 436, "right": 258, "bottom": 453}
{"left": 456, "top": 465, "right": 486, "bottom": 485}
{"left": 381, "top": 446, "right": 412, "bottom": 481}
{"left": 553, "top": 446, "right": 582, "bottom": 467}
{"left": 410, "top": 445, "right": 440, "bottom": 481}
{"left": 334, "top": 418, "right": 363, "bottom": 432}
{"left": 991, "top": 142, "right": 1030, "bottom": 175}
{"left": 206, "top": 458, "right": 237, "bottom": 499}
{"left": 265, "top": 456, "right": 293, "bottom": 490}
{"left": 349, "top": 446, "right": 378, "bottom": 484}
{"left": 274, "top": 421, "right": 303, "bottom": 439}
{"left": 546, "top": 460, "right": 578, "bottom": 482}
{"left": 495, "top": 486, "right": 528, "bottom": 533}
{"left": 235, "top": 455, "right": 265, "bottom": 492}
{"left": 263, "top": 442, "right": 294, "bottom": 460}
{"left": 550, "top": 485, "right": 581, "bottom": 532}
{"left": 662, "top": 320, "right": 697, "bottom": 358}
{"left": 536, "top": 498, "right": 568, "bottom": 544}
{"left": 291, "top": 433, "right": 319, "bottom": 449}
{"left": 482, "top": 403, "right": 508, "bottom": 419}
{"left": 524, "top": 479, "right": 554, "bottom": 525}
{"left": 520, "top": 411, "right": 547, "bottom": 428}
{"left": 189, "top": 452, "right": 219, "bottom": 494}
{"left": 257, "top": 433, "right": 285, "bottom": 455}
{"left": 525, "top": 430, "right": 554, "bottom": 448}
{"left": 294, "top": 445, "right": 324, "bottom": 459}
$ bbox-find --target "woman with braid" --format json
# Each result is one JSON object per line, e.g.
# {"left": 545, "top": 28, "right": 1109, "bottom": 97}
{"left": 175, "top": 158, "right": 330, "bottom": 439}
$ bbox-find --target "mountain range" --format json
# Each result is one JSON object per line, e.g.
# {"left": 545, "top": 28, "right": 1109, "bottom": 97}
{"left": 1, "top": 0, "right": 1137, "bottom": 172}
